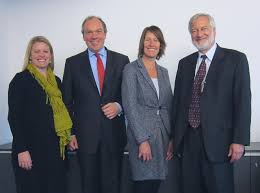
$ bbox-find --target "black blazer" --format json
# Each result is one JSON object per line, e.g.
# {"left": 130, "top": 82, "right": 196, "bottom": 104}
{"left": 8, "top": 70, "right": 62, "bottom": 164}
{"left": 172, "top": 45, "right": 251, "bottom": 162}
{"left": 62, "top": 48, "right": 130, "bottom": 154}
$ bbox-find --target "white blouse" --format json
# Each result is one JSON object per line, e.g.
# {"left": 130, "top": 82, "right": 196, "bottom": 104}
{"left": 151, "top": 78, "right": 159, "bottom": 99}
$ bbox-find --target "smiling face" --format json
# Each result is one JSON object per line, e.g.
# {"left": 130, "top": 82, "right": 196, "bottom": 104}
{"left": 30, "top": 41, "right": 52, "bottom": 70}
{"left": 191, "top": 16, "right": 216, "bottom": 53}
{"left": 82, "top": 18, "right": 106, "bottom": 52}
{"left": 143, "top": 31, "right": 160, "bottom": 60}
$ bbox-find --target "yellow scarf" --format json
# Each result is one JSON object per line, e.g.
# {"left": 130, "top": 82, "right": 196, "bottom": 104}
{"left": 27, "top": 64, "right": 72, "bottom": 159}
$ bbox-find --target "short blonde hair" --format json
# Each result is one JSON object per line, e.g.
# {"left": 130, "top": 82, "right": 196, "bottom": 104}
{"left": 23, "top": 36, "right": 54, "bottom": 70}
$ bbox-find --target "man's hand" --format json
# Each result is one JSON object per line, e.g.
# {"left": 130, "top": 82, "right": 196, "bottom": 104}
{"left": 228, "top": 143, "right": 244, "bottom": 163}
{"left": 101, "top": 102, "right": 120, "bottom": 119}
{"left": 68, "top": 135, "right": 79, "bottom": 151}
{"left": 138, "top": 141, "right": 152, "bottom": 161}
{"left": 18, "top": 151, "right": 32, "bottom": 170}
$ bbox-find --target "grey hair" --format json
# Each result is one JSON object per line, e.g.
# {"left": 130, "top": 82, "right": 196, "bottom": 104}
{"left": 188, "top": 13, "right": 216, "bottom": 33}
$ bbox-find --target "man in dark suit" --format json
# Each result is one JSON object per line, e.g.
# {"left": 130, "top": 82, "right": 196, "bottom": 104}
{"left": 172, "top": 13, "right": 251, "bottom": 193}
{"left": 62, "top": 16, "right": 129, "bottom": 193}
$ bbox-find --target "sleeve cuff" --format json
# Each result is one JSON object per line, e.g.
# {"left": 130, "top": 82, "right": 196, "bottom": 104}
{"left": 115, "top": 102, "right": 123, "bottom": 116}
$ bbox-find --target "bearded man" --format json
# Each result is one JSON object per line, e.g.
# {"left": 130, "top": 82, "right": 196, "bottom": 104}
{"left": 172, "top": 13, "right": 251, "bottom": 193}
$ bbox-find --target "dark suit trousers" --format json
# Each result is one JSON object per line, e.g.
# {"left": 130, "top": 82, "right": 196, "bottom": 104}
{"left": 133, "top": 180, "right": 161, "bottom": 193}
{"left": 180, "top": 126, "right": 234, "bottom": 193}
{"left": 77, "top": 141, "right": 123, "bottom": 193}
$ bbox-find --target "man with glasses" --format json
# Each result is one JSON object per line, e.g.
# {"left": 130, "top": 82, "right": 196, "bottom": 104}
{"left": 62, "top": 16, "right": 130, "bottom": 193}
{"left": 172, "top": 13, "right": 251, "bottom": 193}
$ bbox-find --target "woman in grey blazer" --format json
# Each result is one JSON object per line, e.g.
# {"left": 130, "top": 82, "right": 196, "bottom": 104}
{"left": 122, "top": 26, "right": 173, "bottom": 193}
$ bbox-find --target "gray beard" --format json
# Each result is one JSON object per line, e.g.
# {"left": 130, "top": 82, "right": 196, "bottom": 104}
{"left": 193, "top": 38, "right": 215, "bottom": 52}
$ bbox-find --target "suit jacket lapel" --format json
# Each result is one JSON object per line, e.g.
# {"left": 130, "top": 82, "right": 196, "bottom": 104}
{"left": 79, "top": 50, "right": 99, "bottom": 93}
{"left": 157, "top": 66, "right": 164, "bottom": 104}
{"left": 185, "top": 53, "right": 199, "bottom": 106}
{"left": 136, "top": 59, "right": 157, "bottom": 95}
{"left": 188, "top": 53, "right": 198, "bottom": 87}
{"left": 203, "top": 45, "right": 225, "bottom": 94}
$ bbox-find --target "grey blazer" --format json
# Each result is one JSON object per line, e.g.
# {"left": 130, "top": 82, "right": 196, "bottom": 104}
{"left": 122, "top": 59, "right": 173, "bottom": 180}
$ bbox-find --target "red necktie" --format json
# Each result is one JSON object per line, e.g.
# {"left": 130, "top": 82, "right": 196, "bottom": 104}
{"left": 95, "top": 53, "right": 105, "bottom": 94}
{"left": 188, "top": 55, "right": 207, "bottom": 128}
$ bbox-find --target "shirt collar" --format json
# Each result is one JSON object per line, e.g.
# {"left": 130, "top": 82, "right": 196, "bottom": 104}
{"left": 88, "top": 47, "right": 106, "bottom": 57}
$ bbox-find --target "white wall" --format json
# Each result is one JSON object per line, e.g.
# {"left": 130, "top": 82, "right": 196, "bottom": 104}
{"left": 0, "top": 0, "right": 12, "bottom": 144}
{"left": 2, "top": 0, "right": 260, "bottom": 143}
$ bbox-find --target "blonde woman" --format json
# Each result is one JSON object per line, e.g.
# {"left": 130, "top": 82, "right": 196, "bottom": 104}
{"left": 8, "top": 36, "right": 72, "bottom": 193}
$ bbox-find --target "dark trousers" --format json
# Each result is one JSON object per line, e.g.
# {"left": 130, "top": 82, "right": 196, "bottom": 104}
{"left": 78, "top": 142, "right": 123, "bottom": 193}
{"left": 12, "top": 156, "right": 66, "bottom": 193}
{"left": 133, "top": 180, "right": 161, "bottom": 193}
{"left": 181, "top": 126, "right": 234, "bottom": 193}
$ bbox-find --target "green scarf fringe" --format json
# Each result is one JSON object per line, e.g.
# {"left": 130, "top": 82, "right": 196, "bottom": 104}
{"left": 27, "top": 64, "right": 72, "bottom": 159}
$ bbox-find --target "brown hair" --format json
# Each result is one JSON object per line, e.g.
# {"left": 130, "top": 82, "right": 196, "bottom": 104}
{"left": 138, "top": 25, "right": 166, "bottom": 60}
{"left": 81, "top": 16, "right": 107, "bottom": 34}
